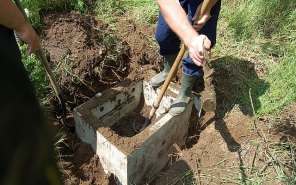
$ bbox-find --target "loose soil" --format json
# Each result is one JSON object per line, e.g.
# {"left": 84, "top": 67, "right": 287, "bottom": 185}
{"left": 38, "top": 10, "right": 296, "bottom": 185}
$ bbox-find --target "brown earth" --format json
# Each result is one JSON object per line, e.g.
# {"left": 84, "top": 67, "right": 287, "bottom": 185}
{"left": 38, "top": 10, "right": 296, "bottom": 185}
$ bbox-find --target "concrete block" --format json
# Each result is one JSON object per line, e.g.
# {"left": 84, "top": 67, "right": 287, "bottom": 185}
{"left": 73, "top": 78, "right": 193, "bottom": 185}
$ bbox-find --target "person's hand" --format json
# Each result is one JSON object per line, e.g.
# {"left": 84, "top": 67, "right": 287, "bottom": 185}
{"left": 192, "top": 3, "right": 211, "bottom": 31}
{"left": 188, "top": 34, "right": 211, "bottom": 66}
{"left": 15, "top": 22, "right": 40, "bottom": 56}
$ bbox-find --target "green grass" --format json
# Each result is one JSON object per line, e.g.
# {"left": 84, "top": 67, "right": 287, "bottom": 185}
{"left": 20, "top": 0, "right": 91, "bottom": 27}
{"left": 196, "top": 140, "right": 296, "bottom": 184}
{"left": 95, "top": 0, "right": 158, "bottom": 25}
{"left": 271, "top": 143, "right": 296, "bottom": 184}
{"left": 19, "top": 45, "right": 49, "bottom": 102}
{"left": 217, "top": 0, "right": 296, "bottom": 115}
{"left": 126, "top": 0, "right": 158, "bottom": 25}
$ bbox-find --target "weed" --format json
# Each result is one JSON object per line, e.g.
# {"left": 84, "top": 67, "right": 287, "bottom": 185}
{"left": 168, "top": 170, "right": 195, "bottom": 185}
{"left": 53, "top": 128, "right": 68, "bottom": 160}
{"left": 19, "top": 45, "right": 49, "bottom": 102}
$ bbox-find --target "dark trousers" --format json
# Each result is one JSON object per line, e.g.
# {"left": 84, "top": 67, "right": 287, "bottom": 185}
{"left": 155, "top": 0, "right": 221, "bottom": 76}
{"left": 0, "top": 24, "right": 62, "bottom": 185}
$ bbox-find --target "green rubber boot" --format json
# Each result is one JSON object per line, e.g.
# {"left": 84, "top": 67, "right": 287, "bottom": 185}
{"left": 150, "top": 54, "right": 178, "bottom": 87}
{"left": 169, "top": 73, "right": 197, "bottom": 116}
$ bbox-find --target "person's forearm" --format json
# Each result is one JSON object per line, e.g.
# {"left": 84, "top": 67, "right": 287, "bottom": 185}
{"left": 0, "top": 0, "right": 29, "bottom": 32}
{"left": 157, "top": 0, "right": 219, "bottom": 48}
{"left": 157, "top": 0, "right": 198, "bottom": 48}
{"left": 0, "top": 0, "right": 40, "bottom": 55}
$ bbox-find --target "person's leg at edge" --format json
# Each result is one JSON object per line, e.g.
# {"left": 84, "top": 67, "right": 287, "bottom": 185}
{"left": 0, "top": 25, "right": 62, "bottom": 185}
{"left": 150, "top": 0, "right": 188, "bottom": 87}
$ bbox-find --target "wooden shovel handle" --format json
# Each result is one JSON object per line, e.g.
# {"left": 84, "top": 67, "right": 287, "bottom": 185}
{"left": 194, "top": 0, "right": 212, "bottom": 22}
{"left": 147, "top": 45, "right": 186, "bottom": 119}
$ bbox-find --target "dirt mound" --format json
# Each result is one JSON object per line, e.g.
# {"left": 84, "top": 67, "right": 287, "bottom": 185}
{"left": 39, "top": 11, "right": 160, "bottom": 111}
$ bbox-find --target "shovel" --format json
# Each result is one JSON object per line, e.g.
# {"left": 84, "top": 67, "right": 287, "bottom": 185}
{"left": 14, "top": 0, "right": 75, "bottom": 132}
{"left": 135, "top": 45, "right": 186, "bottom": 132}
{"left": 194, "top": 45, "right": 216, "bottom": 117}
{"left": 137, "top": 0, "right": 214, "bottom": 132}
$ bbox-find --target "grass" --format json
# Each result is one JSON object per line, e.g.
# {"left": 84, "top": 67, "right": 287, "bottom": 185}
{"left": 20, "top": 0, "right": 92, "bottom": 26}
{"left": 194, "top": 140, "right": 296, "bottom": 184}
{"left": 220, "top": 0, "right": 296, "bottom": 115}
{"left": 95, "top": 0, "right": 158, "bottom": 25}
{"left": 165, "top": 170, "right": 195, "bottom": 185}
{"left": 19, "top": 44, "right": 50, "bottom": 103}
{"left": 53, "top": 128, "right": 68, "bottom": 159}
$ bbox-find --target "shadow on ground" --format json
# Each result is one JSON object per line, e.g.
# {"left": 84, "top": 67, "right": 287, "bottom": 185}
{"left": 194, "top": 55, "right": 270, "bottom": 151}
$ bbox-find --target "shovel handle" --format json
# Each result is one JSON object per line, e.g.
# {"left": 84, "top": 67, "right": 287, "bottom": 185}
{"left": 154, "top": 45, "right": 186, "bottom": 108}
{"left": 147, "top": 44, "right": 186, "bottom": 120}
{"left": 194, "top": 0, "right": 212, "bottom": 22}
{"left": 14, "top": 0, "right": 61, "bottom": 95}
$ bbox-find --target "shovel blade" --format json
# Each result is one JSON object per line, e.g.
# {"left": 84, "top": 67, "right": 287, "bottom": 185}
{"left": 134, "top": 118, "right": 151, "bottom": 133}
{"left": 193, "top": 96, "right": 202, "bottom": 117}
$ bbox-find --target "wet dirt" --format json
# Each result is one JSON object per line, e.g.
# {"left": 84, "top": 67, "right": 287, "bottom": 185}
{"left": 39, "top": 10, "right": 296, "bottom": 185}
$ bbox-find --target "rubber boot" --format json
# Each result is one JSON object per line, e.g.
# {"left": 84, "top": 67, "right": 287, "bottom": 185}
{"left": 150, "top": 53, "right": 178, "bottom": 87}
{"left": 169, "top": 73, "right": 197, "bottom": 116}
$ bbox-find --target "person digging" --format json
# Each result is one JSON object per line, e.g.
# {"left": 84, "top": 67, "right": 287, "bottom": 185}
{"left": 151, "top": 0, "right": 221, "bottom": 115}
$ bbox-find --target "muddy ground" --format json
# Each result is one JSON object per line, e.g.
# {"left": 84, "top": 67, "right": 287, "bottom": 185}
{"left": 38, "top": 10, "right": 296, "bottom": 185}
